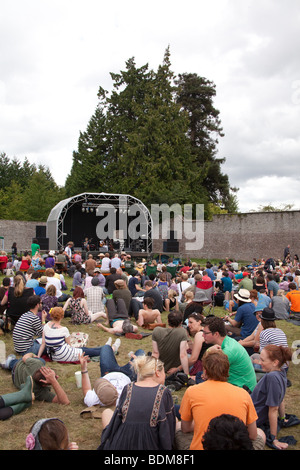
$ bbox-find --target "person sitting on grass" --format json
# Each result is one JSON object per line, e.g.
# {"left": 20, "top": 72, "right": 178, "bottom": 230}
{"left": 25, "top": 418, "right": 78, "bottom": 450}
{"left": 164, "top": 289, "right": 178, "bottom": 312}
{"left": 136, "top": 297, "right": 162, "bottom": 327}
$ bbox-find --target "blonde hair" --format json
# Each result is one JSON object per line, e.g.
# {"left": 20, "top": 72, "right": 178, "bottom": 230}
{"left": 185, "top": 291, "right": 194, "bottom": 300}
{"left": 168, "top": 289, "right": 176, "bottom": 299}
{"left": 131, "top": 355, "right": 164, "bottom": 380}
{"left": 277, "top": 289, "right": 286, "bottom": 297}
{"left": 14, "top": 275, "right": 25, "bottom": 297}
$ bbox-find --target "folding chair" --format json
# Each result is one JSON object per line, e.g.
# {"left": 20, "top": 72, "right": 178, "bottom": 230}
{"left": 196, "top": 280, "right": 215, "bottom": 316}
{"left": 166, "top": 265, "right": 177, "bottom": 279}
{"left": 145, "top": 264, "right": 158, "bottom": 277}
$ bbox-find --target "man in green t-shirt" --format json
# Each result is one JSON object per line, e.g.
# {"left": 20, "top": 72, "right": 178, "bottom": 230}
{"left": 31, "top": 239, "right": 40, "bottom": 257}
{"left": 123, "top": 255, "right": 136, "bottom": 276}
{"left": 152, "top": 311, "right": 189, "bottom": 375}
{"left": 201, "top": 316, "right": 257, "bottom": 391}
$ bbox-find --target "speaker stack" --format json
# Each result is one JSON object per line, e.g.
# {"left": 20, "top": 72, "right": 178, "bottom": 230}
{"left": 34, "top": 225, "right": 49, "bottom": 251}
{"left": 163, "top": 230, "right": 179, "bottom": 253}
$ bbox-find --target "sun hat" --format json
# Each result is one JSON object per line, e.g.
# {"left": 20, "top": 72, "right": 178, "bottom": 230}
{"left": 93, "top": 378, "right": 118, "bottom": 406}
{"left": 39, "top": 276, "right": 48, "bottom": 285}
{"left": 234, "top": 289, "right": 251, "bottom": 303}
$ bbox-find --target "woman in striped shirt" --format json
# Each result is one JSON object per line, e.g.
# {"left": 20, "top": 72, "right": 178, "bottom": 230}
{"left": 37, "top": 307, "right": 103, "bottom": 363}
{"left": 251, "top": 307, "right": 289, "bottom": 372}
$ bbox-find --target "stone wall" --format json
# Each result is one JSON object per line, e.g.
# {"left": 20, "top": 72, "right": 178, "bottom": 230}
{"left": 0, "top": 210, "right": 299, "bottom": 261}
{"left": 152, "top": 211, "right": 300, "bottom": 262}
{"left": 0, "top": 220, "right": 46, "bottom": 253}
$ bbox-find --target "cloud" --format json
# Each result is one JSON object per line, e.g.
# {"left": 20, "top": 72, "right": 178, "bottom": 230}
{"left": 0, "top": 0, "right": 299, "bottom": 213}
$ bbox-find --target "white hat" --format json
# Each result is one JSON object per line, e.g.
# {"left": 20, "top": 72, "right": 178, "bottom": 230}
{"left": 234, "top": 289, "right": 251, "bottom": 303}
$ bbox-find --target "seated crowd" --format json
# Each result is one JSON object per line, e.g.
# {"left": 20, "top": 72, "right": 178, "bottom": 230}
{"left": 0, "top": 245, "right": 299, "bottom": 451}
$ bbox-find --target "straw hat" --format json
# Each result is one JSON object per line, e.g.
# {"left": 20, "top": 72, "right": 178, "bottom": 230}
{"left": 234, "top": 289, "right": 251, "bottom": 303}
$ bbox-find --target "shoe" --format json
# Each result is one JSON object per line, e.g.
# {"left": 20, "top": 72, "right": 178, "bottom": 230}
{"left": 105, "top": 337, "right": 112, "bottom": 346}
{"left": 112, "top": 338, "right": 121, "bottom": 354}
{"left": 0, "top": 354, "right": 16, "bottom": 370}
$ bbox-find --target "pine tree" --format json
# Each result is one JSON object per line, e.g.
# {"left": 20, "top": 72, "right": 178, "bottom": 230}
{"left": 175, "top": 73, "right": 238, "bottom": 212}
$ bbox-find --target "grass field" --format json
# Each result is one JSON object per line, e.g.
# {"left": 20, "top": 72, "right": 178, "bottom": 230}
{"left": 1, "top": 271, "right": 300, "bottom": 451}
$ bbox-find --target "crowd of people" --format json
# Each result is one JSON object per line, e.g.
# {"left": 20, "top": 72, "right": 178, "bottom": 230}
{"left": 0, "top": 242, "right": 299, "bottom": 451}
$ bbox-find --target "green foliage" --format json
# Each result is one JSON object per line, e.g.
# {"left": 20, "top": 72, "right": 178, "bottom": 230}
{"left": 251, "top": 203, "right": 295, "bottom": 212}
{"left": 0, "top": 153, "right": 65, "bottom": 221}
{"left": 175, "top": 73, "right": 239, "bottom": 212}
{"left": 66, "top": 48, "right": 237, "bottom": 217}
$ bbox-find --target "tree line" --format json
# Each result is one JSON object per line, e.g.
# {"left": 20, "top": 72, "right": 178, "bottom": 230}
{"left": 1, "top": 48, "right": 238, "bottom": 222}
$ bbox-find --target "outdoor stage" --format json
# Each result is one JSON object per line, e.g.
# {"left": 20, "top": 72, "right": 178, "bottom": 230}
{"left": 47, "top": 192, "right": 153, "bottom": 254}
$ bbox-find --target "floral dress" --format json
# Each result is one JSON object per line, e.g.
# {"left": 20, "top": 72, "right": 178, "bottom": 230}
{"left": 69, "top": 298, "right": 90, "bottom": 325}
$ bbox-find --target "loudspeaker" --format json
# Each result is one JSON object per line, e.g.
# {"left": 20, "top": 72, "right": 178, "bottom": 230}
{"left": 36, "top": 225, "right": 46, "bottom": 238}
{"left": 163, "top": 241, "right": 179, "bottom": 252}
{"left": 34, "top": 237, "right": 49, "bottom": 251}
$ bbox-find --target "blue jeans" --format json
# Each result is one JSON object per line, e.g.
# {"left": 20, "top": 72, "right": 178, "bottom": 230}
{"left": 99, "top": 345, "right": 145, "bottom": 380}
{"left": 20, "top": 339, "right": 44, "bottom": 356}
{"left": 195, "top": 372, "right": 205, "bottom": 384}
{"left": 81, "top": 347, "right": 103, "bottom": 358}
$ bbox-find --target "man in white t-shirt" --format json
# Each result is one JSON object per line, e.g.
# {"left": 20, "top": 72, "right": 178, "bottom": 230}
{"left": 100, "top": 253, "right": 111, "bottom": 273}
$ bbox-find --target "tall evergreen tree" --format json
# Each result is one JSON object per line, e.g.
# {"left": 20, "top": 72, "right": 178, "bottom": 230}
{"left": 65, "top": 106, "right": 109, "bottom": 196}
{"left": 175, "top": 73, "right": 238, "bottom": 213}
{"left": 66, "top": 50, "right": 237, "bottom": 216}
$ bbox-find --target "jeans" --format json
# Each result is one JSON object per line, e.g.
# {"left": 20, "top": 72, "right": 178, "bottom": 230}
{"left": 20, "top": 339, "right": 45, "bottom": 357}
{"left": 81, "top": 347, "right": 103, "bottom": 358}
{"left": 99, "top": 344, "right": 145, "bottom": 380}
{"left": 57, "top": 293, "right": 71, "bottom": 302}
{"left": 128, "top": 299, "right": 143, "bottom": 320}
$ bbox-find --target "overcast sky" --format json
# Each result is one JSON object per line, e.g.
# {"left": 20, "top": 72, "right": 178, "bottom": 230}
{"left": 1, "top": 0, "right": 300, "bottom": 213}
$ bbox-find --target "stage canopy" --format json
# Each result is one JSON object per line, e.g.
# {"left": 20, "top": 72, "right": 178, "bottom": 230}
{"left": 47, "top": 192, "right": 153, "bottom": 253}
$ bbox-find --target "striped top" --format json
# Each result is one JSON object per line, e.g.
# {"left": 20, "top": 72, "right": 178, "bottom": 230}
{"left": 43, "top": 322, "right": 83, "bottom": 362}
{"left": 259, "top": 327, "right": 288, "bottom": 351}
{"left": 12, "top": 311, "right": 44, "bottom": 354}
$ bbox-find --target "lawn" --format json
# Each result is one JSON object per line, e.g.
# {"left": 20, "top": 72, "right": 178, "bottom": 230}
{"left": 1, "top": 271, "right": 300, "bottom": 451}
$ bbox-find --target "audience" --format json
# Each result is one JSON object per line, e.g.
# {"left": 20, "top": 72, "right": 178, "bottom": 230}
{"left": 1, "top": 249, "right": 299, "bottom": 451}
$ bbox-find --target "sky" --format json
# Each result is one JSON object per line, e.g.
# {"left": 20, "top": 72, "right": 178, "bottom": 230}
{"left": 0, "top": 0, "right": 300, "bottom": 213}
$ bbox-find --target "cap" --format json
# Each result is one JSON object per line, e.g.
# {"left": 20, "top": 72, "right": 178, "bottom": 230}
{"left": 93, "top": 378, "right": 118, "bottom": 406}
